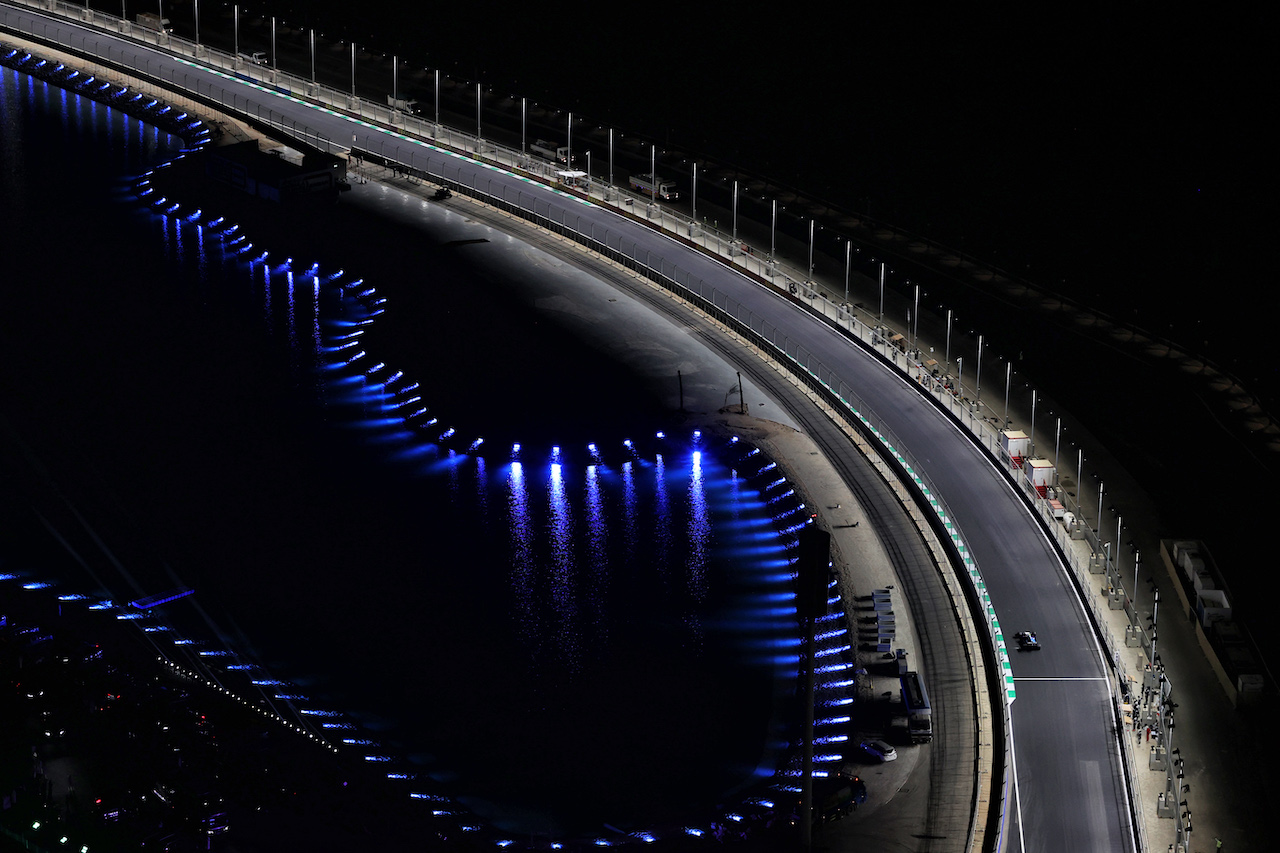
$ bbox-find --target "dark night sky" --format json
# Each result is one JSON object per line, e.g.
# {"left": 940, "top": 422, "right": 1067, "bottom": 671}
{"left": 232, "top": 2, "right": 1274, "bottom": 393}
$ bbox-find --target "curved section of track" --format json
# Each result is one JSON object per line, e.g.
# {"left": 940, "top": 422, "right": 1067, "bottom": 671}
{"left": 0, "top": 6, "right": 1137, "bottom": 850}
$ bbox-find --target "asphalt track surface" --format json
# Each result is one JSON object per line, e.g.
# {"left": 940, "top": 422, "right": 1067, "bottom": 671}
{"left": 0, "top": 5, "right": 1137, "bottom": 850}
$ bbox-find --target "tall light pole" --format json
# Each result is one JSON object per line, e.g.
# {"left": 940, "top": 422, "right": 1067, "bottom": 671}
{"left": 731, "top": 180, "right": 738, "bottom": 243}
{"left": 649, "top": 145, "right": 656, "bottom": 203}
{"left": 1004, "top": 362, "right": 1012, "bottom": 428}
{"left": 770, "top": 200, "right": 777, "bottom": 264}
{"left": 520, "top": 98, "right": 526, "bottom": 154}
{"left": 1076, "top": 450, "right": 1084, "bottom": 515}
{"left": 351, "top": 42, "right": 356, "bottom": 98}
{"left": 844, "top": 241, "right": 851, "bottom": 305}
{"left": 878, "top": 262, "right": 885, "bottom": 322}
{"left": 1135, "top": 550, "right": 1142, "bottom": 608}
{"left": 1096, "top": 480, "right": 1105, "bottom": 538}
{"left": 912, "top": 283, "right": 919, "bottom": 351}
{"left": 309, "top": 29, "right": 315, "bottom": 86}
{"left": 233, "top": 5, "right": 238, "bottom": 62}
{"left": 1054, "top": 417, "right": 1062, "bottom": 471}
{"left": 976, "top": 334, "right": 984, "bottom": 402}
{"left": 808, "top": 220, "right": 815, "bottom": 281}
{"left": 193, "top": 0, "right": 200, "bottom": 50}
{"left": 271, "top": 16, "right": 276, "bottom": 75}
{"left": 1030, "top": 390, "right": 1037, "bottom": 456}
{"left": 691, "top": 163, "right": 698, "bottom": 224}
{"left": 945, "top": 309, "right": 953, "bottom": 369}
{"left": 1115, "top": 515, "right": 1124, "bottom": 581}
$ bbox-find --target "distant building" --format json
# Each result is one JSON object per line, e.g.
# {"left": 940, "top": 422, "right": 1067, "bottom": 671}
{"left": 205, "top": 140, "right": 344, "bottom": 203}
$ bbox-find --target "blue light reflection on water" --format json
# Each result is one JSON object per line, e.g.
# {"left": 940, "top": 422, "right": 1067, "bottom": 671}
{"left": 0, "top": 70, "right": 824, "bottom": 836}
{"left": 506, "top": 460, "right": 540, "bottom": 649}
{"left": 687, "top": 451, "right": 709, "bottom": 604}
{"left": 584, "top": 462, "right": 608, "bottom": 638}
{"left": 547, "top": 460, "right": 580, "bottom": 671}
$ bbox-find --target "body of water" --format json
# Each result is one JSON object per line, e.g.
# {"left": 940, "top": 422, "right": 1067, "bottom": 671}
{"left": 0, "top": 65, "right": 834, "bottom": 837}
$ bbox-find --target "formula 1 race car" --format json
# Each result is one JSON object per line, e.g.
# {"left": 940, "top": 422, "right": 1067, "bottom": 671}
{"left": 1015, "top": 631, "right": 1042, "bottom": 651}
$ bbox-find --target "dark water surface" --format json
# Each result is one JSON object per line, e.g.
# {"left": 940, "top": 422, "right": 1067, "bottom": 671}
{"left": 0, "top": 68, "right": 808, "bottom": 835}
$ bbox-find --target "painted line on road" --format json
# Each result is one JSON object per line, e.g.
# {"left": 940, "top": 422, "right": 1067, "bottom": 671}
{"left": 1014, "top": 676, "right": 1109, "bottom": 681}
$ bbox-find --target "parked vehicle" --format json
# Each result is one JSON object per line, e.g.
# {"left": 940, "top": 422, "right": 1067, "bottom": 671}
{"left": 815, "top": 772, "right": 866, "bottom": 822}
{"left": 629, "top": 173, "right": 678, "bottom": 201}
{"left": 387, "top": 96, "right": 423, "bottom": 116}
{"left": 900, "top": 670, "right": 933, "bottom": 743}
{"left": 135, "top": 12, "right": 172, "bottom": 33}
{"left": 860, "top": 739, "right": 898, "bottom": 762}
{"left": 530, "top": 139, "right": 571, "bottom": 163}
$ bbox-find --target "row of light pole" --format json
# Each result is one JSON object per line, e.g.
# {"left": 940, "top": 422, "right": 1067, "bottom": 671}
{"left": 102, "top": 8, "right": 1053, "bottom": 430}
{"left": 165, "top": 0, "right": 1137, "bottom": 611}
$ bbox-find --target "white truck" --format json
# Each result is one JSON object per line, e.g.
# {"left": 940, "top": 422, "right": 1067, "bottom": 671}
{"left": 900, "top": 670, "right": 932, "bottom": 743}
{"left": 387, "top": 96, "right": 423, "bottom": 116}
{"left": 530, "top": 139, "right": 571, "bottom": 163}
{"left": 238, "top": 51, "right": 268, "bottom": 66}
{"left": 135, "top": 12, "right": 172, "bottom": 33}
{"left": 629, "top": 173, "right": 678, "bottom": 201}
